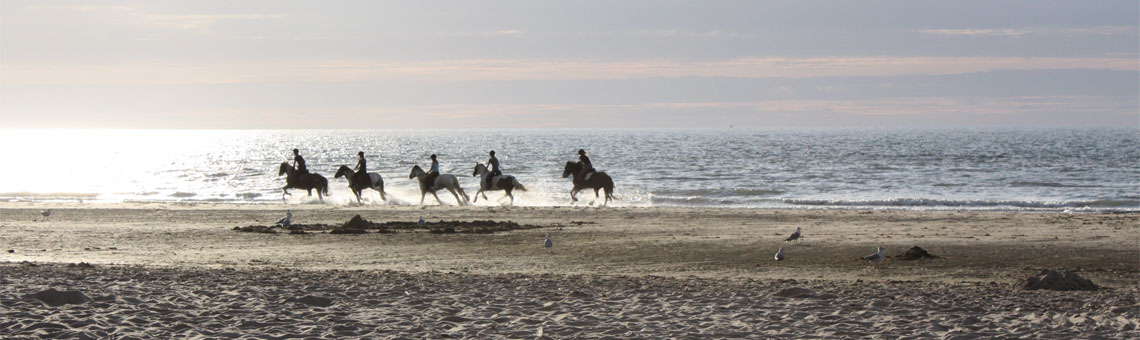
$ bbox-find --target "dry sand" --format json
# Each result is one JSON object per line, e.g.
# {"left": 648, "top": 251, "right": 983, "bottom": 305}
{"left": 2, "top": 202, "right": 1138, "bottom": 338}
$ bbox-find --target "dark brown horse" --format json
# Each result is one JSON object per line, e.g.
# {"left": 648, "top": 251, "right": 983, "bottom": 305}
{"left": 335, "top": 165, "right": 387, "bottom": 204}
{"left": 278, "top": 162, "right": 329, "bottom": 202}
{"left": 562, "top": 161, "right": 615, "bottom": 206}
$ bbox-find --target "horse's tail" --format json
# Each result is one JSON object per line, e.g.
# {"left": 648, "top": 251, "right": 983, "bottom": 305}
{"left": 378, "top": 177, "right": 387, "bottom": 201}
{"left": 604, "top": 176, "right": 616, "bottom": 200}
{"left": 318, "top": 176, "right": 331, "bottom": 196}
{"left": 514, "top": 178, "right": 527, "bottom": 191}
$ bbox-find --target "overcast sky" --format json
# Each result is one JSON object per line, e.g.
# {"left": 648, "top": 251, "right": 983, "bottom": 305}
{"left": 1, "top": 0, "right": 1137, "bottom": 129}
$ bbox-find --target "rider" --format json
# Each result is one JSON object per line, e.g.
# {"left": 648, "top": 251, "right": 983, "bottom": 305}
{"left": 424, "top": 154, "right": 440, "bottom": 189}
{"left": 485, "top": 150, "right": 501, "bottom": 188}
{"left": 292, "top": 148, "right": 309, "bottom": 180}
{"left": 577, "top": 149, "right": 595, "bottom": 181}
{"left": 353, "top": 151, "right": 368, "bottom": 184}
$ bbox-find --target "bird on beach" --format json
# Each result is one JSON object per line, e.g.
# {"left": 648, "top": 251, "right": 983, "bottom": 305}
{"left": 418, "top": 216, "right": 425, "bottom": 225}
{"left": 774, "top": 247, "right": 785, "bottom": 261}
{"left": 784, "top": 227, "right": 801, "bottom": 243}
{"left": 863, "top": 247, "right": 884, "bottom": 264}
{"left": 40, "top": 209, "right": 52, "bottom": 219}
{"left": 276, "top": 210, "right": 292, "bottom": 228}
{"left": 544, "top": 233, "right": 553, "bottom": 248}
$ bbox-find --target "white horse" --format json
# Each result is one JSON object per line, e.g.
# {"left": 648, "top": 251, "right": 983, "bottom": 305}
{"left": 472, "top": 163, "right": 527, "bottom": 205}
{"left": 409, "top": 165, "right": 470, "bottom": 206}
{"left": 334, "top": 165, "right": 387, "bottom": 204}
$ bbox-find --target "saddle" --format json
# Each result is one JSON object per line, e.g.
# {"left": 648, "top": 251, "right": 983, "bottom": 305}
{"left": 487, "top": 175, "right": 502, "bottom": 188}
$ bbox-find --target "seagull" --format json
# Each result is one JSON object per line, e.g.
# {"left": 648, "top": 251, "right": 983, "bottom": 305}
{"left": 774, "top": 247, "right": 785, "bottom": 261}
{"left": 784, "top": 227, "right": 801, "bottom": 243}
{"left": 40, "top": 209, "right": 52, "bottom": 218}
{"left": 863, "top": 247, "right": 884, "bottom": 264}
{"left": 544, "top": 233, "right": 552, "bottom": 248}
{"left": 276, "top": 210, "right": 292, "bottom": 228}
{"left": 418, "top": 216, "right": 425, "bottom": 225}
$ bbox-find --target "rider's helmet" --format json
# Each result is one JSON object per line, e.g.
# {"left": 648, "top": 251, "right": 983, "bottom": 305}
{"left": 293, "top": 148, "right": 299, "bottom": 154}
{"left": 578, "top": 149, "right": 586, "bottom": 156}
{"left": 358, "top": 151, "right": 364, "bottom": 157}
{"left": 430, "top": 154, "right": 437, "bottom": 160}
{"left": 489, "top": 150, "right": 495, "bottom": 156}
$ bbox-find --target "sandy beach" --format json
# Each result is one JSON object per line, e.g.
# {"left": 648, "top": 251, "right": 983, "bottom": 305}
{"left": 2, "top": 203, "right": 1138, "bottom": 338}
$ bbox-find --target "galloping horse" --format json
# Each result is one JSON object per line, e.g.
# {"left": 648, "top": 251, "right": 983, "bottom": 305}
{"left": 334, "top": 165, "right": 387, "bottom": 204}
{"left": 472, "top": 163, "right": 527, "bottom": 205}
{"left": 409, "top": 165, "right": 470, "bottom": 206}
{"left": 278, "top": 162, "right": 329, "bottom": 202}
{"left": 562, "top": 161, "right": 615, "bottom": 206}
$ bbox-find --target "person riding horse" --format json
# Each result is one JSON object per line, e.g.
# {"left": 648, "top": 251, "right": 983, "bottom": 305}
{"left": 353, "top": 151, "right": 369, "bottom": 187}
{"left": 485, "top": 150, "right": 502, "bottom": 189}
{"left": 424, "top": 154, "right": 440, "bottom": 191}
{"left": 292, "top": 148, "right": 309, "bottom": 180}
{"left": 577, "top": 149, "right": 595, "bottom": 181}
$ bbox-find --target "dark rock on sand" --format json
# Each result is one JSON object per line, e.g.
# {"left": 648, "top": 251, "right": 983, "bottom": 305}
{"left": 26, "top": 288, "right": 92, "bottom": 306}
{"left": 1021, "top": 270, "right": 1098, "bottom": 291}
{"left": 892, "top": 246, "right": 939, "bottom": 260}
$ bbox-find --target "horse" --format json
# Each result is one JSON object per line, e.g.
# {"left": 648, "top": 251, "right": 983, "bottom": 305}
{"left": 334, "top": 165, "right": 387, "bottom": 204}
{"left": 408, "top": 165, "right": 470, "bottom": 206}
{"left": 472, "top": 163, "right": 527, "bottom": 205}
{"left": 278, "top": 162, "right": 329, "bottom": 202}
{"left": 562, "top": 161, "right": 615, "bottom": 206}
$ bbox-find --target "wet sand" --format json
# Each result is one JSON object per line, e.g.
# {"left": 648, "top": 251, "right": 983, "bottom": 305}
{"left": 2, "top": 203, "right": 1138, "bottom": 338}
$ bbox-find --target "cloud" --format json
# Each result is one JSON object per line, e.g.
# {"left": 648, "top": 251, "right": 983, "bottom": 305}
{"left": 4, "top": 56, "right": 1136, "bottom": 85}
{"left": 920, "top": 26, "right": 1137, "bottom": 38}
{"left": 25, "top": 4, "right": 285, "bottom": 31}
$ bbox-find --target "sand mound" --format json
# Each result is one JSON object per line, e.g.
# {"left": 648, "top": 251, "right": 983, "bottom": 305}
{"left": 26, "top": 288, "right": 91, "bottom": 307}
{"left": 892, "top": 246, "right": 939, "bottom": 260}
{"left": 331, "top": 215, "right": 376, "bottom": 234}
{"left": 774, "top": 287, "right": 815, "bottom": 298}
{"left": 1021, "top": 270, "right": 1098, "bottom": 291}
{"left": 288, "top": 295, "right": 333, "bottom": 307}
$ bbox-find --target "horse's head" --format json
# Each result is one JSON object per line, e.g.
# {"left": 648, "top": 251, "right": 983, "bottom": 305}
{"left": 409, "top": 165, "right": 423, "bottom": 179}
{"left": 334, "top": 165, "right": 349, "bottom": 178}
{"left": 278, "top": 162, "right": 291, "bottom": 176}
{"left": 562, "top": 161, "right": 578, "bottom": 178}
{"left": 472, "top": 163, "right": 485, "bottom": 177}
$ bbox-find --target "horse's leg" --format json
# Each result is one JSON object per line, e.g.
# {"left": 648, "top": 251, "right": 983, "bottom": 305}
{"left": 594, "top": 188, "right": 601, "bottom": 198}
{"left": 505, "top": 188, "right": 514, "bottom": 206}
{"left": 473, "top": 190, "right": 482, "bottom": 203}
{"left": 354, "top": 189, "right": 362, "bottom": 205}
{"left": 446, "top": 188, "right": 463, "bottom": 206}
{"left": 432, "top": 191, "right": 445, "bottom": 205}
{"left": 420, "top": 191, "right": 427, "bottom": 206}
{"left": 570, "top": 187, "right": 580, "bottom": 202}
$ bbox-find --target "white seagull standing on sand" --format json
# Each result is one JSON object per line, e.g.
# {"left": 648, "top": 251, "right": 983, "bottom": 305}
{"left": 544, "top": 233, "right": 553, "bottom": 248}
{"left": 774, "top": 247, "right": 785, "bottom": 261}
{"left": 784, "top": 227, "right": 801, "bottom": 243}
{"left": 276, "top": 210, "right": 292, "bottom": 228}
{"left": 863, "top": 247, "right": 884, "bottom": 264}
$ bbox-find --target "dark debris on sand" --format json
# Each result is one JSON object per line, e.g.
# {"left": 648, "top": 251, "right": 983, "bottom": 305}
{"left": 891, "top": 246, "right": 939, "bottom": 261}
{"left": 235, "top": 215, "right": 545, "bottom": 235}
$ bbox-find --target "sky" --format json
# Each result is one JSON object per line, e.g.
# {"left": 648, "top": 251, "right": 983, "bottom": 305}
{"left": 1, "top": 0, "right": 1137, "bottom": 129}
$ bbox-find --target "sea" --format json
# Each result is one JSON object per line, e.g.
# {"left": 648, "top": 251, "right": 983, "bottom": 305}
{"left": 0, "top": 128, "right": 1136, "bottom": 212}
